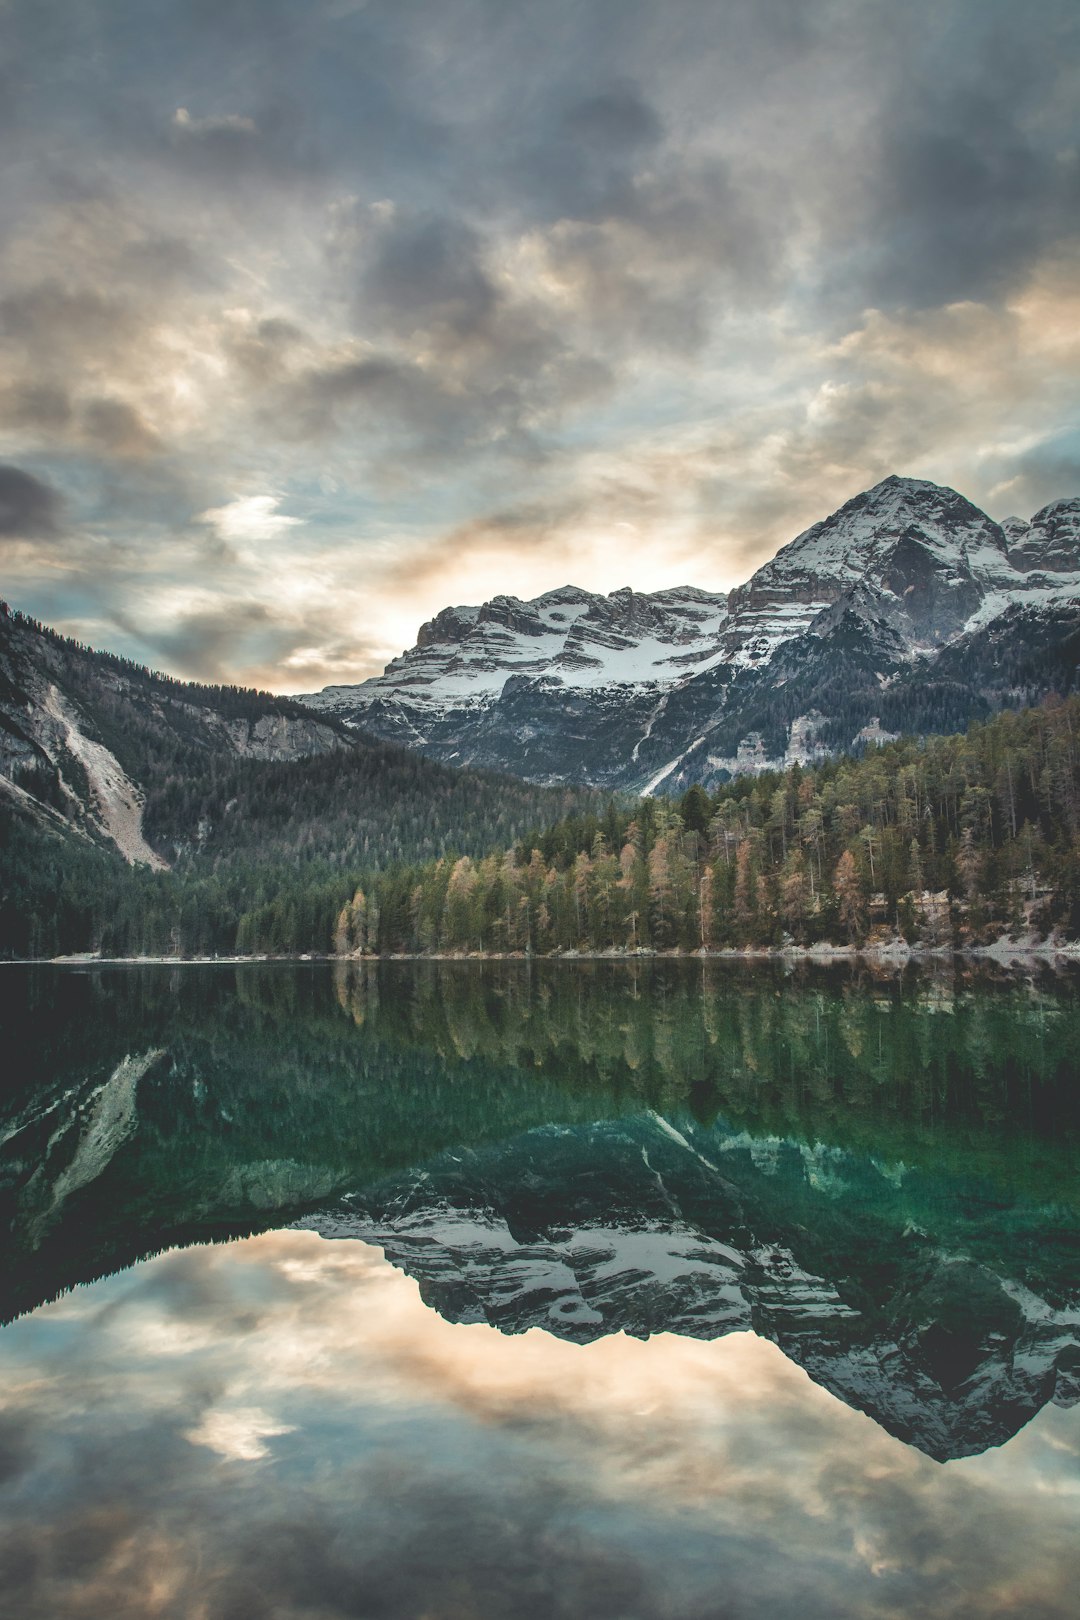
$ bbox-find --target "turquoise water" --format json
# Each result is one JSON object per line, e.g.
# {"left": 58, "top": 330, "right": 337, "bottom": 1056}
{"left": 1, "top": 961, "right": 1078, "bottom": 1617}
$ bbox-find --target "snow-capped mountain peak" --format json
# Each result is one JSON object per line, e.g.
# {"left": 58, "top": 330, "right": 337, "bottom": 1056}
{"left": 726, "top": 474, "right": 1017, "bottom": 640}
{"left": 1009, "top": 496, "right": 1080, "bottom": 573}
{"left": 313, "top": 582, "right": 731, "bottom": 714}
{"left": 298, "top": 477, "right": 1080, "bottom": 791}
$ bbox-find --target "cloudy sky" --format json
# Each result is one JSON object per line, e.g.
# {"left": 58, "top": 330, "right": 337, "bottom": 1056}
{"left": 1, "top": 0, "right": 1078, "bottom": 689}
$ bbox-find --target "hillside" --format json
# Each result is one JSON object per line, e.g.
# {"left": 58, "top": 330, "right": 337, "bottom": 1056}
{"left": 0, "top": 606, "right": 601, "bottom": 957}
{"left": 350, "top": 698, "right": 1080, "bottom": 955}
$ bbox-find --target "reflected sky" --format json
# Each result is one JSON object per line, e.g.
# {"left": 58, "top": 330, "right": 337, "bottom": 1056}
{"left": 2, "top": 1229, "right": 1079, "bottom": 1620}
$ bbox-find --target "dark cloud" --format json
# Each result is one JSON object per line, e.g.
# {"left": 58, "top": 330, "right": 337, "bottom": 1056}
{"left": 565, "top": 83, "right": 661, "bottom": 149}
{"left": 363, "top": 215, "right": 499, "bottom": 345}
{"left": 283, "top": 303, "right": 609, "bottom": 465}
{"left": 861, "top": 94, "right": 1080, "bottom": 310}
{"left": 80, "top": 398, "right": 163, "bottom": 459}
{"left": 527, "top": 154, "right": 780, "bottom": 358}
{"left": 286, "top": 352, "right": 459, "bottom": 450}
{"left": 129, "top": 602, "right": 280, "bottom": 679}
{"left": 0, "top": 284, "right": 137, "bottom": 364}
{"left": 0, "top": 465, "right": 65, "bottom": 539}
{"left": 507, "top": 80, "right": 665, "bottom": 225}
{"left": 109, "top": 596, "right": 380, "bottom": 686}
{"left": 989, "top": 435, "right": 1080, "bottom": 519}
{"left": 832, "top": 1, "right": 1080, "bottom": 312}
{"left": 164, "top": 98, "right": 323, "bottom": 190}
{"left": 0, "top": 383, "right": 73, "bottom": 436}
{"left": 116, "top": 229, "right": 208, "bottom": 291}
{"left": 227, "top": 315, "right": 309, "bottom": 384}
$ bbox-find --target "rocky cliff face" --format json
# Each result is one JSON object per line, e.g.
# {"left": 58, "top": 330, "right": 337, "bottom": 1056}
{"left": 300, "top": 478, "right": 1080, "bottom": 790}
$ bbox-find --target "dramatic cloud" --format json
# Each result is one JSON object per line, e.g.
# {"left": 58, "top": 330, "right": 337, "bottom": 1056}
{"left": 0, "top": 0, "right": 1077, "bottom": 684}
{"left": 0, "top": 465, "right": 64, "bottom": 539}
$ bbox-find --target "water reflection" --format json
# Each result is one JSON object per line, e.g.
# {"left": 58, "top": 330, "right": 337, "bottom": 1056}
{"left": 1, "top": 1229, "right": 1078, "bottom": 1620}
{"left": 1, "top": 961, "right": 1079, "bottom": 1464}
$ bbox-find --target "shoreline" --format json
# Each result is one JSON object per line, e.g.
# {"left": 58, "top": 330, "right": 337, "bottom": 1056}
{"left": 3, "top": 940, "right": 1079, "bottom": 968}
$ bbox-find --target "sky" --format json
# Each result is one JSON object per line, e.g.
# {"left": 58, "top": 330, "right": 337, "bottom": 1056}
{"left": 1, "top": 0, "right": 1078, "bottom": 691}
{"left": 2, "top": 1230, "right": 1078, "bottom": 1618}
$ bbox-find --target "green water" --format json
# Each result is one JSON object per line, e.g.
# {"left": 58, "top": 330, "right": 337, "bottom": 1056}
{"left": 1, "top": 961, "right": 1079, "bottom": 1617}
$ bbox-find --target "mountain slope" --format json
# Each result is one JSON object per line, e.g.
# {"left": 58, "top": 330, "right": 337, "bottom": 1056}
{"left": 0, "top": 606, "right": 603, "bottom": 958}
{"left": 0, "top": 603, "right": 348, "bottom": 864}
{"left": 299, "top": 478, "right": 1080, "bottom": 791}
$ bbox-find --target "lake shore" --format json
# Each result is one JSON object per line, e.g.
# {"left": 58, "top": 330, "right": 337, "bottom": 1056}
{"left": 3, "top": 936, "right": 1078, "bottom": 967}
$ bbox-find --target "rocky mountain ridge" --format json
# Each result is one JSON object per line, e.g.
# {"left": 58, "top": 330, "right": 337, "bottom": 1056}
{"left": 300, "top": 477, "right": 1080, "bottom": 791}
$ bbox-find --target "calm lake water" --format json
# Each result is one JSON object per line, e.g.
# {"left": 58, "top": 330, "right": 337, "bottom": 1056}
{"left": 2, "top": 960, "right": 1079, "bottom": 1619}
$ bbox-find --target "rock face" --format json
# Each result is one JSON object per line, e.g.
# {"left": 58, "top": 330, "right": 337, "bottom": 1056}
{"left": 0, "top": 606, "right": 347, "bottom": 864}
{"left": 299, "top": 1111, "right": 1080, "bottom": 1463}
{"left": 299, "top": 478, "right": 1080, "bottom": 790}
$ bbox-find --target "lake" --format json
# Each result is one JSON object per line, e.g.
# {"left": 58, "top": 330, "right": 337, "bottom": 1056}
{"left": 2, "top": 959, "right": 1079, "bottom": 1618}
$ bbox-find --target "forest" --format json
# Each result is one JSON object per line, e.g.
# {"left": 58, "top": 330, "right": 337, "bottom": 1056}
{"left": 348, "top": 697, "right": 1080, "bottom": 956}
{"left": 1, "top": 697, "right": 1077, "bottom": 958}
{"left": 0, "top": 603, "right": 601, "bottom": 957}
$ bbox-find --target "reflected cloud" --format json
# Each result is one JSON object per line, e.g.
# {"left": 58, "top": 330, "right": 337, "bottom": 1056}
{"left": 185, "top": 1404, "right": 298, "bottom": 1462}
{"left": 0, "top": 1230, "right": 1078, "bottom": 1618}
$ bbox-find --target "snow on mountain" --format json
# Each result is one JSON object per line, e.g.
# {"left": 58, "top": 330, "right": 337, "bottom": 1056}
{"left": 1005, "top": 496, "right": 1080, "bottom": 570}
{"left": 299, "top": 477, "right": 1080, "bottom": 791}
{"left": 313, "top": 584, "right": 731, "bottom": 713}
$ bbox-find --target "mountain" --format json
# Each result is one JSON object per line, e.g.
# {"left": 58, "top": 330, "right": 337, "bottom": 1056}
{"left": 298, "top": 477, "right": 1080, "bottom": 791}
{"left": 0, "top": 605, "right": 601, "bottom": 958}
{"left": 0, "top": 603, "right": 346, "bottom": 865}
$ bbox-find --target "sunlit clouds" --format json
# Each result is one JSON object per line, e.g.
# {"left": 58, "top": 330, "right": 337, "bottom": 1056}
{"left": 0, "top": 0, "right": 1077, "bottom": 686}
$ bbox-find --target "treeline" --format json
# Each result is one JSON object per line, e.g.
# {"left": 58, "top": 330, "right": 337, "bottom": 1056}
{"left": 345, "top": 698, "right": 1080, "bottom": 955}
{"left": 0, "top": 601, "right": 315, "bottom": 722}
{"left": 0, "top": 755, "right": 600, "bottom": 959}
{"left": 148, "top": 743, "right": 598, "bottom": 874}
{"left": 331, "top": 960, "right": 1080, "bottom": 1199}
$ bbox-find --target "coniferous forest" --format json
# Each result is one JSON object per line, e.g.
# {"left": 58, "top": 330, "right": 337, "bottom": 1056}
{"left": 0, "top": 604, "right": 603, "bottom": 957}
{"left": 2, "top": 697, "right": 1077, "bottom": 958}
{"left": 350, "top": 698, "right": 1080, "bottom": 956}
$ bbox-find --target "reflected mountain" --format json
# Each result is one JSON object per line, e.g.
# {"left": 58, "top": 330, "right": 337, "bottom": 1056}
{"left": 2, "top": 959, "right": 1080, "bottom": 1460}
